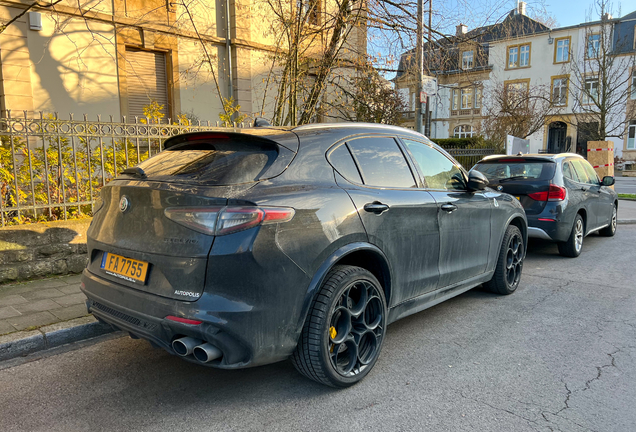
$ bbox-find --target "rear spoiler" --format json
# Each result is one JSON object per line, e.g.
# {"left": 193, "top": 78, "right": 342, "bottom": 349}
{"left": 162, "top": 130, "right": 299, "bottom": 152}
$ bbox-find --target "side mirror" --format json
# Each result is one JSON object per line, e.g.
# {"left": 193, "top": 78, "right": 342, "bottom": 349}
{"left": 467, "top": 170, "right": 489, "bottom": 192}
{"left": 602, "top": 176, "right": 615, "bottom": 186}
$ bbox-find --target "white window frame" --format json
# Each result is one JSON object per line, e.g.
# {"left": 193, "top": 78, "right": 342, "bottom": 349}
{"left": 582, "top": 77, "right": 599, "bottom": 105}
{"left": 555, "top": 38, "right": 570, "bottom": 63}
{"left": 628, "top": 121, "right": 636, "bottom": 150}
{"left": 552, "top": 77, "right": 568, "bottom": 106}
{"left": 631, "top": 71, "right": 636, "bottom": 100}
{"left": 462, "top": 50, "right": 474, "bottom": 70}
{"left": 519, "top": 45, "right": 530, "bottom": 67}
{"left": 508, "top": 46, "right": 518, "bottom": 68}
{"left": 475, "top": 87, "right": 482, "bottom": 108}
{"left": 460, "top": 88, "right": 473, "bottom": 109}
{"left": 587, "top": 34, "right": 600, "bottom": 59}
{"left": 454, "top": 125, "right": 474, "bottom": 138}
{"left": 452, "top": 89, "right": 459, "bottom": 110}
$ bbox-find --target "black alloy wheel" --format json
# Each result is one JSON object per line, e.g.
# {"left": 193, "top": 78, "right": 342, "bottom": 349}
{"left": 292, "top": 265, "right": 387, "bottom": 387}
{"left": 484, "top": 224, "right": 524, "bottom": 295}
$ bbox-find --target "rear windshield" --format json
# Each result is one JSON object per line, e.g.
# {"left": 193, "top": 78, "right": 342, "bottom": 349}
{"left": 135, "top": 140, "right": 279, "bottom": 185}
{"left": 473, "top": 160, "right": 556, "bottom": 182}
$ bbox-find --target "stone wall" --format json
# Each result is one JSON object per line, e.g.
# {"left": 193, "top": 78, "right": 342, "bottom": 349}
{"left": 0, "top": 219, "right": 91, "bottom": 284}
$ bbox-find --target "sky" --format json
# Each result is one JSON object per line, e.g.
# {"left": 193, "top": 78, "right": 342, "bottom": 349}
{"left": 545, "top": 0, "right": 636, "bottom": 27}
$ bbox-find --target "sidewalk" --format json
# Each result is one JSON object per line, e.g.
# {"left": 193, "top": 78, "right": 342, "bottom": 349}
{"left": 0, "top": 274, "right": 114, "bottom": 361}
{"left": 618, "top": 199, "right": 636, "bottom": 224}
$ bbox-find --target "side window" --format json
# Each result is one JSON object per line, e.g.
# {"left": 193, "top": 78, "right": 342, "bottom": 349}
{"left": 563, "top": 161, "right": 579, "bottom": 182}
{"left": 327, "top": 144, "right": 362, "bottom": 184}
{"left": 581, "top": 160, "right": 600, "bottom": 184}
{"left": 402, "top": 139, "right": 466, "bottom": 191}
{"left": 571, "top": 159, "right": 591, "bottom": 184}
{"left": 347, "top": 137, "right": 416, "bottom": 188}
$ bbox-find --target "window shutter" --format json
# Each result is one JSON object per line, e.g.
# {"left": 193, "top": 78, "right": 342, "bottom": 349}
{"left": 125, "top": 48, "right": 169, "bottom": 122}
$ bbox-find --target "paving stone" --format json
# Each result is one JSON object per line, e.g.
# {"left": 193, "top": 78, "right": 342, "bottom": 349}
{"left": 7, "top": 311, "right": 57, "bottom": 331}
{"left": 53, "top": 292, "right": 87, "bottom": 307}
{"left": 3, "top": 278, "right": 68, "bottom": 291}
{"left": 58, "top": 284, "right": 82, "bottom": 295}
{"left": 0, "top": 306, "right": 21, "bottom": 319}
{"left": 0, "top": 319, "right": 16, "bottom": 335}
{"left": 13, "top": 299, "right": 60, "bottom": 314}
{"left": 21, "top": 288, "right": 66, "bottom": 300}
{"left": 0, "top": 294, "right": 28, "bottom": 306}
{"left": 63, "top": 274, "right": 83, "bottom": 285}
{"left": 49, "top": 304, "right": 88, "bottom": 321}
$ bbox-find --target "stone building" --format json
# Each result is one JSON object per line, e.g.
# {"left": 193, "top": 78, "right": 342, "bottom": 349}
{"left": 0, "top": 0, "right": 366, "bottom": 123}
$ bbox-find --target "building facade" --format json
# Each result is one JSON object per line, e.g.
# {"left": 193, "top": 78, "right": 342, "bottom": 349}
{"left": 396, "top": 4, "right": 636, "bottom": 160}
{"left": 0, "top": 0, "right": 366, "bottom": 124}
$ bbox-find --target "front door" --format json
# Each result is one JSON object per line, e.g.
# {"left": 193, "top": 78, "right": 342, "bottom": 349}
{"left": 332, "top": 136, "right": 441, "bottom": 306}
{"left": 548, "top": 122, "right": 567, "bottom": 153}
{"left": 400, "top": 138, "right": 492, "bottom": 288}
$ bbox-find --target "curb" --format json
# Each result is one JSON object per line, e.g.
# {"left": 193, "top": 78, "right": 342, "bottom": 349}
{"left": 618, "top": 219, "right": 636, "bottom": 225}
{"left": 0, "top": 316, "right": 116, "bottom": 362}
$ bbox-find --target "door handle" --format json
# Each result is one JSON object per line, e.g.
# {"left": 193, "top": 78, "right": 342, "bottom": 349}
{"left": 364, "top": 202, "right": 390, "bottom": 214}
{"left": 441, "top": 203, "right": 458, "bottom": 213}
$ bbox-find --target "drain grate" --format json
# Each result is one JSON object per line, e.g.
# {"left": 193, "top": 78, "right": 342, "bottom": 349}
{"left": 92, "top": 302, "right": 157, "bottom": 331}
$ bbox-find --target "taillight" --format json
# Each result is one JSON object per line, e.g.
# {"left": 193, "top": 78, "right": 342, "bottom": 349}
{"left": 164, "top": 206, "right": 295, "bottom": 235}
{"left": 528, "top": 184, "right": 566, "bottom": 202}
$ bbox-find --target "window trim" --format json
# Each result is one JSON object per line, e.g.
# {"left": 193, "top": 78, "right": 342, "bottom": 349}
{"left": 551, "top": 74, "right": 569, "bottom": 107}
{"left": 452, "top": 88, "right": 460, "bottom": 110}
{"left": 454, "top": 124, "right": 475, "bottom": 138}
{"left": 631, "top": 70, "right": 636, "bottom": 100}
{"left": 461, "top": 50, "right": 474, "bottom": 70}
{"left": 582, "top": 76, "right": 599, "bottom": 105}
{"left": 460, "top": 87, "right": 474, "bottom": 109}
{"left": 397, "top": 136, "right": 468, "bottom": 191}
{"left": 340, "top": 135, "right": 419, "bottom": 190}
{"left": 627, "top": 121, "right": 636, "bottom": 150}
{"left": 586, "top": 33, "right": 601, "bottom": 59}
{"left": 504, "top": 78, "right": 531, "bottom": 107}
{"left": 553, "top": 36, "right": 571, "bottom": 64}
{"left": 506, "top": 42, "right": 531, "bottom": 69}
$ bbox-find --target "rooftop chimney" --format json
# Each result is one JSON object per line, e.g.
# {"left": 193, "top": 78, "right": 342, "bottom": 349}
{"left": 602, "top": 12, "right": 612, "bottom": 20}
{"left": 456, "top": 24, "right": 467, "bottom": 36}
{"left": 517, "top": 1, "right": 527, "bottom": 16}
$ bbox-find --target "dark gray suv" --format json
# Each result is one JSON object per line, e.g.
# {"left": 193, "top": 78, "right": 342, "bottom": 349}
{"left": 472, "top": 153, "right": 618, "bottom": 257}
{"left": 81, "top": 123, "right": 527, "bottom": 387}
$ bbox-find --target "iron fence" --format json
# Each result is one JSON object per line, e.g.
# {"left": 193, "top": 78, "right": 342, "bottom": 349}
{"left": 0, "top": 111, "right": 495, "bottom": 227}
{"left": 0, "top": 111, "right": 246, "bottom": 227}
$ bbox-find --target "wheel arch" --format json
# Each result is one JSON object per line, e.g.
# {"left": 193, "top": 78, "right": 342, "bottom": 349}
{"left": 295, "top": 243, "right": 392, "bottom": 335}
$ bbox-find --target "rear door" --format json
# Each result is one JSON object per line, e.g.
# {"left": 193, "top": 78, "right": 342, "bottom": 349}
{"left": 400, "top": 138, "right": 492, "bottom": 288}
{"left": 331, "top": 136, "right": 440, "bottom": 305}
{"left": 580, "top": 159, "right": 614, "bottom": 227}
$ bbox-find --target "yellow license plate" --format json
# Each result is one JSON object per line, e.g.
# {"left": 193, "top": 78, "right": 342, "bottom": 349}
{"left": 101, "top": 253, "right": 149, "bottom": 284}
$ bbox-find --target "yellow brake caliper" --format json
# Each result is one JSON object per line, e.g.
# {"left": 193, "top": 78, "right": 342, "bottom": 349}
{"left": 329, "top": 326, "right": 337, "bottom": 352}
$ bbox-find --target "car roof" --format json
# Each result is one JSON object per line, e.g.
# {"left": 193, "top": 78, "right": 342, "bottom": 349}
{"left": 479, "top": 153, "right": 584, "bottom": 162}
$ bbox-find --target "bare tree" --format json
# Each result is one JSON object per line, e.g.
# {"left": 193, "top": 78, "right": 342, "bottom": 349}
{"left": 481, "top": 80, "right": 555, "bottom": 145}
{"left": 567, "top": 0, "right": 636, "bottom": 140}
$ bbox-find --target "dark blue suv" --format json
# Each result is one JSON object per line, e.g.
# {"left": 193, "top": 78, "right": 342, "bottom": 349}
{"left": 472, "top": 153, "right": 618, "bottom": 257}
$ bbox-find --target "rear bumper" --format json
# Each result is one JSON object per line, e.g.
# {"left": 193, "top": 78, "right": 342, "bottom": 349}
{"left": 526, "top": 202, "right": 572, "bottom": 242}
{"left": 81, "top": 264, "right": 310, "bottom": 369}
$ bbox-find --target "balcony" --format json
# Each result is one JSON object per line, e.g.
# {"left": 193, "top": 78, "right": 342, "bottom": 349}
{"left": 451, "top": 109, "right": 481, "bottom": 116}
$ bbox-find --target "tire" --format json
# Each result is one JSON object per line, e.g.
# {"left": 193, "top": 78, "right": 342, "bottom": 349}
{"left": 558, "top": 214, "right": 584, "bottom": 257}
{"left": 599, "top": 203, "right": 617, "bottom": 237}
{"left": 291, "top": 265, "right": 387, "bottom": 388}
{"left": 483, "top": 224, "right": 524, "bottom": 295}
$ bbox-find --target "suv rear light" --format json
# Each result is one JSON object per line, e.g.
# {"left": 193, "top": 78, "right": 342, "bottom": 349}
{"left": 164, "top": 206, "right": 295, "bottom": 236}
{"left": 528, "top": 184, "right": 567, "bottom": 202}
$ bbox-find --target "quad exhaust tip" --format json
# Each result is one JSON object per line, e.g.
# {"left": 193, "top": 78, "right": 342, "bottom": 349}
{"left": 172, "top": 337, "right": 203, "bottom": 356}
{"left": 193, "top": 343, "right": 223, "bottom": 363}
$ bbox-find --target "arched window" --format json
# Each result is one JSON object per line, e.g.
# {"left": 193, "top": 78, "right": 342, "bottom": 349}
{"left": 454, "top": 125, "right": 474, "bottom": 138}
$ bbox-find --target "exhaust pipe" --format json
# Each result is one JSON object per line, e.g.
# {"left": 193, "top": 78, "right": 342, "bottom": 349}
{"left": 193, "top": 343, "right": 223, "bottom": 363}
{"left": 172, "top": 337, "right": 203, "bottom": 356}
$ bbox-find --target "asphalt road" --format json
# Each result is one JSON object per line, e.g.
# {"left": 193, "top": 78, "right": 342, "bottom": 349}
{"left": 1, "top": 228, "right": 635, "bottom": 432}
{"left": 615, "top": 176, "right": 636, "bottom": 194}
